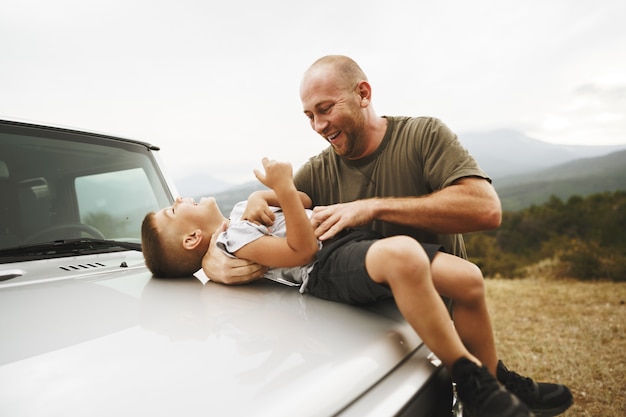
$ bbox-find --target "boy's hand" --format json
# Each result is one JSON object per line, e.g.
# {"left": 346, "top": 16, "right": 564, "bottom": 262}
{"left": 253, "top": 157, "right": 294, "bottom": 193}
{"left": 242, "top": 194, "right": 275, "bottom": 226}
{"left": 201, "top": 222, "right": 268, "bottom": 284}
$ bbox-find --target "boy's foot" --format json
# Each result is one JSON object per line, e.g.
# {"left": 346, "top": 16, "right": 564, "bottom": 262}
{"left": 497, "top": 360, "right": 573, "bottom": 417}
{"left": 452, "top": 357, "right": 533, "bottom": 417}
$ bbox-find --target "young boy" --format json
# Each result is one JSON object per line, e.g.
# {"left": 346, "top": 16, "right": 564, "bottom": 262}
{"left": 142, "top": 157, "right": 572, "bottom": 417}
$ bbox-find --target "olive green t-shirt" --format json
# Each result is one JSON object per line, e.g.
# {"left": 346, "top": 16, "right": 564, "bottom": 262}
{"left": 293, "top": 116, "right": 490, "bottom": 258}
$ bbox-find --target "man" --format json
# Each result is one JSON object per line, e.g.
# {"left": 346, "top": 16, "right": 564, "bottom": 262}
{"left": 202, "top": 55, "right": 572, "bottom": 417}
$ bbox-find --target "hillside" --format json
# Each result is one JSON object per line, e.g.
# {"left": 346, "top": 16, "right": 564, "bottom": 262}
{"left": 495, "top": 149, "right": 626, "bottom": 210}
{"left": 174, "top": 173, "right": 235, "bottom": 197}
{"left": 464, "top": 189, "right": 626, "bottom": 281}
{"left": 459, "top": 129, "right": 626, "bottom": 178}
{"left": 207, "top": 149, "right": 626, "bottom": 213}
{"left": 212, "top": 182, "right": 267, "bottom": 215}
{"left": 175, "top": 129, "right": 626, "bottom": 213}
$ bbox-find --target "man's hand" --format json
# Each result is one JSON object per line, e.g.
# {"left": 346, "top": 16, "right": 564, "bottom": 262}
{"left": 201, "top": 221, "right": 267, "bottom": 284}
{"left": 311, "top": 178, "right": 502, "bottom": 239}
{"left": 310, "top": 200, "right": 375, "bottom": 241}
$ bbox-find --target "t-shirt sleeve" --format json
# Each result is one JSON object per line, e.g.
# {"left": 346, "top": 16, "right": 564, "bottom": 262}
{"left": 418, "top": 118, "right": 490, "bottom": 190}
{"left": 216, "top": 219, "right": 269, "bottom": 255}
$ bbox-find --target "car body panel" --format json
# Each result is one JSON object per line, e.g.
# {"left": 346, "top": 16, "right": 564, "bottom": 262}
{"left": 0, "top": 253, "right": 442, "bottom": 416}
{"left": 0, "top": 119, "right": 453, "bottom": 416}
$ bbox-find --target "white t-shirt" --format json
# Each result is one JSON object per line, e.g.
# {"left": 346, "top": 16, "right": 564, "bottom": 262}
{"left": 194, "top": 201, "right": 320, "bottom": 292}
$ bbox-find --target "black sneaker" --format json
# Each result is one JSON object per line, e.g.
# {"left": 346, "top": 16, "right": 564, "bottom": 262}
{"left": 452, "top": 357, "right": 534, "bottom": 417}
{"left": 497, "top": 360, "right": 573, "bottom": 417}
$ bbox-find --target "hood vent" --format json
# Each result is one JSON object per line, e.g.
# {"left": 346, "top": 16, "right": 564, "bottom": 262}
{"left": 0, "top": 269, "right": 25, "bottom": 282}
{"left": 59, "top": 262, "right": 107, "bottom": 272}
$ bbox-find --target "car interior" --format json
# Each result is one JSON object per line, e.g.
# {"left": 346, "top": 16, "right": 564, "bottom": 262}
{"left": 0, "top": 126, "right": 168, "bottom": 250}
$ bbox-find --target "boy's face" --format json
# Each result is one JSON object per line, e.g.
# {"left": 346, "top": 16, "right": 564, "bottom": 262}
{"left": 154, "top": 197, "right": 220, "bottom": 237}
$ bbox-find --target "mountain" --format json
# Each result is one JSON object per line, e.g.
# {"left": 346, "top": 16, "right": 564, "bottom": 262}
{"left": 174, "top": 129, "right": 626, "bottom": 213}
{"left": 459, "top": 129, "right": 626, "bottom": 179}
{"left": 494, "top": 149, "right": 626, "bottom": 211}
{"left": 211, "top": 182, "right": 268, "bottom": 215}
{"left": 173, "top": 173, "right": 234, "bottom": 197}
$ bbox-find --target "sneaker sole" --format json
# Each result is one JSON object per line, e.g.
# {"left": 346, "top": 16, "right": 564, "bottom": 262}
{"left": 530, "top": 398, "right": 573, "bottom": 417}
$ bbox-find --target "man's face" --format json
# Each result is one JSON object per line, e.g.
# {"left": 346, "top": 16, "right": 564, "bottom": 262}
{"left": 300, "top": 68, "right": 368, "bottom": 159}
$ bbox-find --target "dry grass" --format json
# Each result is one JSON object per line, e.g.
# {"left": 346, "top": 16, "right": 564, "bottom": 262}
{"left": 485, "top": 278, "right": 626, "bottom": 417}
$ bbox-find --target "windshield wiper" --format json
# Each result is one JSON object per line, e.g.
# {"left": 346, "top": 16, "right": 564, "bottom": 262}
{"left": 0, "top": 238, "right": 141, "bottom": 263}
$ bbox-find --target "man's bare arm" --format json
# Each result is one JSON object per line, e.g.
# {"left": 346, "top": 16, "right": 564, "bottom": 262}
{"left": 311, "top": 177, "right": 501, "bottom": 241}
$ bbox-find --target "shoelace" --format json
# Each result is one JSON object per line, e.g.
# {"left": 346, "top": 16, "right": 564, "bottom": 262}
{"left": 459, "top": 366, "right": 501, "bottom": 405}
{"left": 501, "top": 370, "right": 536, "bottom": 396}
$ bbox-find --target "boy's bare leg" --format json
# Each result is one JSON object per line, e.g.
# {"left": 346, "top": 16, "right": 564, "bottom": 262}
{"left": 430, "top": 252, "right": 499, "bottom": 375}
{"left": 365, "top": 236, "right": 479, "bottom": 369}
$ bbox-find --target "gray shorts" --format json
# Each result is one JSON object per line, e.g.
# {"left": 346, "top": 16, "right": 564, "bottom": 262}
{"left": 306, "top": 229, "right": 442, "bottom": 305}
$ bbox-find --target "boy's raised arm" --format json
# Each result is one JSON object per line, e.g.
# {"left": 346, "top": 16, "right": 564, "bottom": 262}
{"left": 234, "top": 158, "right": 318, "bottom": 268}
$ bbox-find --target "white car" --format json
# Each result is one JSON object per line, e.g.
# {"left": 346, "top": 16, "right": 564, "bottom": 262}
{"left": 0, "top": 119, "right": 457, "bottom": 417}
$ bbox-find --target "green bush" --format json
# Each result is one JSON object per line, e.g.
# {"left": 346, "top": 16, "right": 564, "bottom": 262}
{"left": 465, "top": 191, "right": 626, "bottom": 281}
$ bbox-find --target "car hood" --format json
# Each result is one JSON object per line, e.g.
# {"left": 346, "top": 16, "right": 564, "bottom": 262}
{"left": 0, "top": 252, "right": 427, "bottom": 417}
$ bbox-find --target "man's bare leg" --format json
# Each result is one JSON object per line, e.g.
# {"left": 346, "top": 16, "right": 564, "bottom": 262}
{"left": 430, "top": 252, "right": 499, "bottom": 375}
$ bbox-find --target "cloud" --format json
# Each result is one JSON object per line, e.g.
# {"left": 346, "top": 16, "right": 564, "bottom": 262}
{"left": 1, "top": 0, "right": 625, "bottom": 182}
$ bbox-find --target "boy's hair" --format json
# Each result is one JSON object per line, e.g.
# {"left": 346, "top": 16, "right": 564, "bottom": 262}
{"left": 141, "top": 212, "right": 204, "bottom": 277}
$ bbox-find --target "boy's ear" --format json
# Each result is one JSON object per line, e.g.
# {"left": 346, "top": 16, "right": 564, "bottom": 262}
{"left": 182, "top": 229, "right": 204, "bottom": 250}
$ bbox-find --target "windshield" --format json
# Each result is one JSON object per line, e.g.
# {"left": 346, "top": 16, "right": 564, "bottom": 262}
{"left": 0, "top": 121, "right": 173, "bottom": 261}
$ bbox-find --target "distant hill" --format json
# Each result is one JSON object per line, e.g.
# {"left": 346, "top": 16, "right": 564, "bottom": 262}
{"left": 207, "top": 149, "right": 626, "bottom": 213}
{"left": 459, "top": 129, "right": 626, "bottom": 179}
{"left": 211, "top": 182, "right": 268, "bottom": 215}
{"left": 174, "top": 173, "right": 234, "bottom": 197}
{"left": 175, "top": 129, "right": 626, "bottom": 213}
{"left": 494, "top": 149, "right": 626, "bottom": 210}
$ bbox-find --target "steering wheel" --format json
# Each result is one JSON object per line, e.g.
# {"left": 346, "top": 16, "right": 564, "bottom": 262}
{"left": 24, "top": 223, "right": 106, "bottom": 243}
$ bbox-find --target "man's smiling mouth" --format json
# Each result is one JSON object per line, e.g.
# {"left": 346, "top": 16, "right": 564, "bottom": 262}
{"left": 326, "top": 131, "right": 340, "bottom": 141}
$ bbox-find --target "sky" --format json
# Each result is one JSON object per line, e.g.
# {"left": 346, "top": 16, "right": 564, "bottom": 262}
{"left": 1, "top": 0, "right": 625, "bottom": 185}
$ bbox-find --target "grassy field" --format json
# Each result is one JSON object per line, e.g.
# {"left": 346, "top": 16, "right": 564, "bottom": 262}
{"left": 484, "top": 278, "right": 626, "bottom": 417}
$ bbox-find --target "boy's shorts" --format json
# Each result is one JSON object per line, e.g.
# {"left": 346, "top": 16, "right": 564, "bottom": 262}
{"left": 305, "top": 229, "right": 442, "bottom": 305}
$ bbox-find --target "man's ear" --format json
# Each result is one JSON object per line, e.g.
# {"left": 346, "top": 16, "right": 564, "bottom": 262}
{"left": 356, "top": 80, "right": 372, "bottom": 107}
{"left": 182, "top": 230, "right": 203, "bottom": 250}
